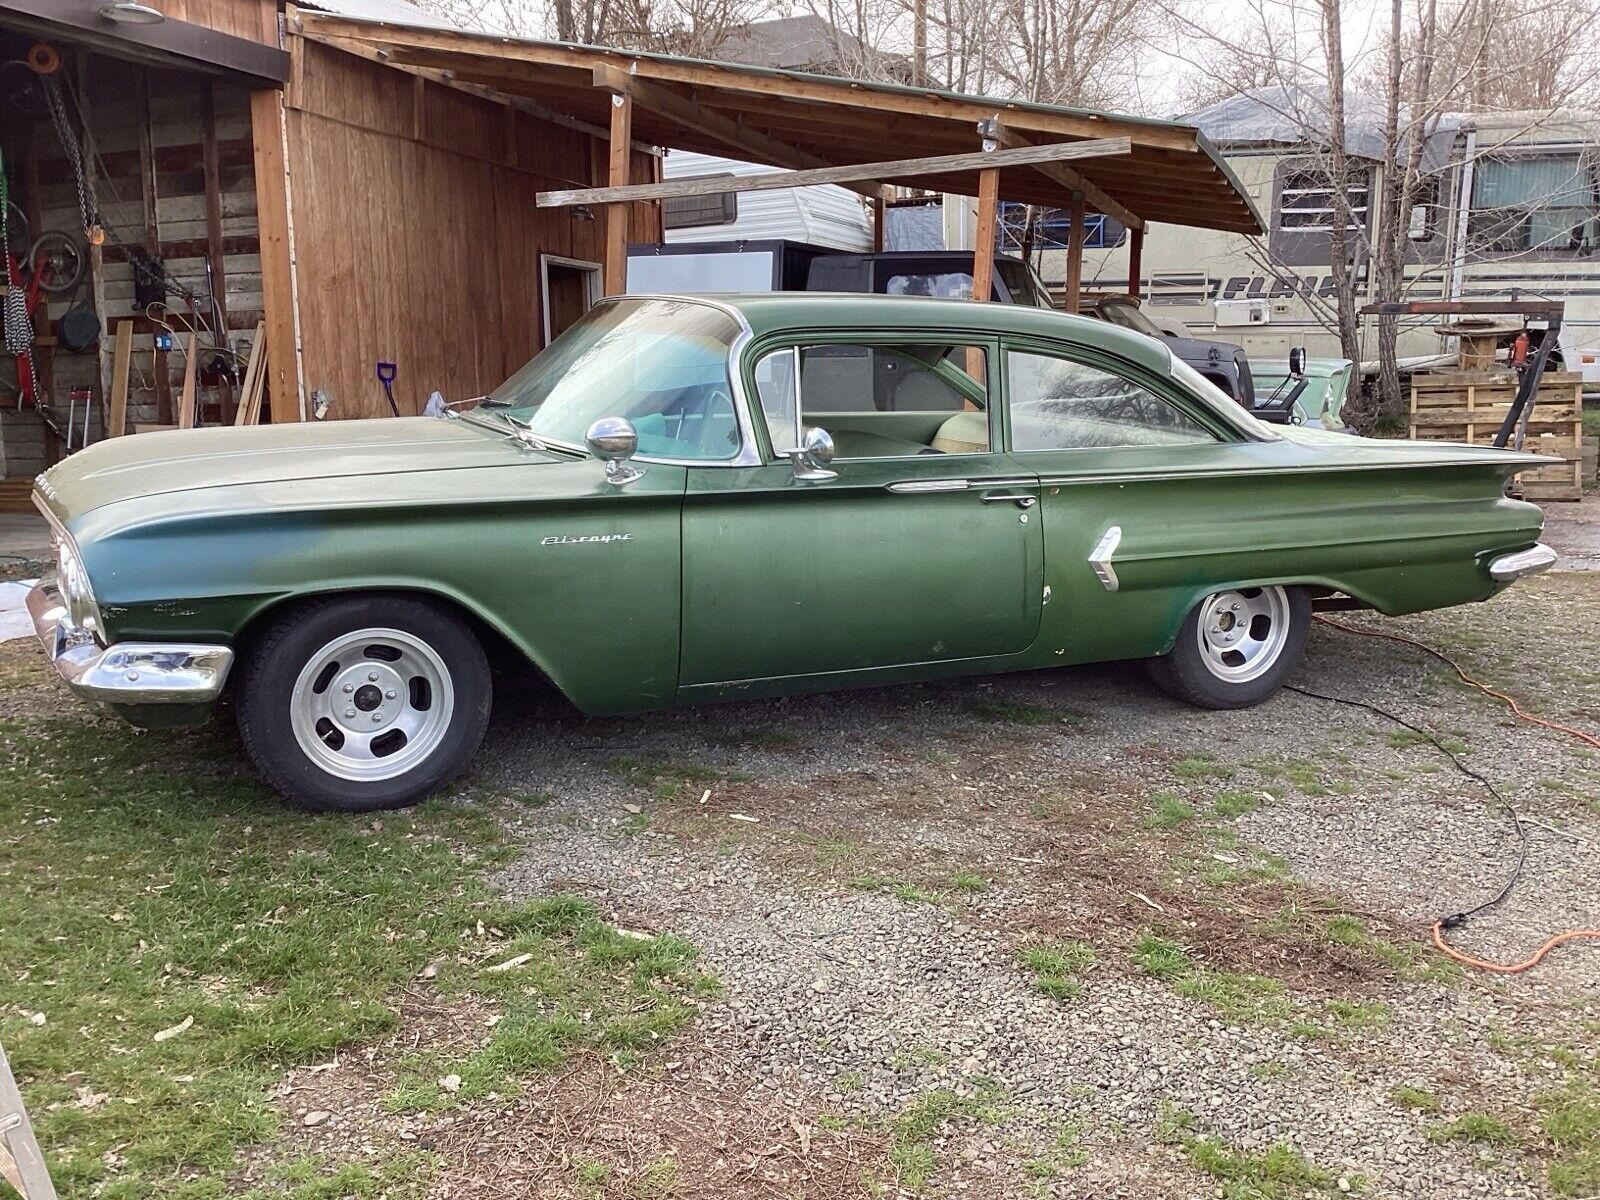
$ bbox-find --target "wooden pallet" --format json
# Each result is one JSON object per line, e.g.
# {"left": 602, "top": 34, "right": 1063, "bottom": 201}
{"left": 1410, "top": 371, "right": 1585, "bottom": 501}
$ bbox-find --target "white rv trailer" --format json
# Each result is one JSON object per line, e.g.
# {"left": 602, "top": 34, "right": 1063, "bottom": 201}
{"left": 661, "top": 150, "right": 873, "bottom": 251}
{"left": 1021, "top": 88, "right": 1600, "bottom": 388}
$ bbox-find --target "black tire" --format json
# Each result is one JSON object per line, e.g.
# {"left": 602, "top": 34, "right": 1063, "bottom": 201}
{"left": 237, "top": 595, "right": 492, "bottom": 812}
{"left": 1145, "top": 585, "right": 1311, "bottom": 710}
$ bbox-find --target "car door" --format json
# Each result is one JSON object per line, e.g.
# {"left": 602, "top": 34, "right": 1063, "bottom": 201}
{"left": 1002, "top": 339, "right": 1267, "bottom": 667}
{"left": 678, "top": 335, "right": 1043, "bottom": 691}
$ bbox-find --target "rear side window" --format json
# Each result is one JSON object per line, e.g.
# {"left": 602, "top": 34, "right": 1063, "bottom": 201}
{"left": 1007, "top": 350, "right": 1217, "bottom": 451}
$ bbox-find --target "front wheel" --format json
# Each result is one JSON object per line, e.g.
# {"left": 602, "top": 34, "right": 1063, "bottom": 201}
{"left": 237, "top": 595, "right": 492, "bottom": 812}
{"left": 1145, "top": 585, "right": 1310, "bottom": 709}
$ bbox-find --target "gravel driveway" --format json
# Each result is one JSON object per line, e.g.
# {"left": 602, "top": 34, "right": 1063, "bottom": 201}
{"left": 363, "top": 564, "right": 1598, "bottom": 1199}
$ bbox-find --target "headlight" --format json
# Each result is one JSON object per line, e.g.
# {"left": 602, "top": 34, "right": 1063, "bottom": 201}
{"left": 55, "top": 534, "right": 103, "bottom": 639}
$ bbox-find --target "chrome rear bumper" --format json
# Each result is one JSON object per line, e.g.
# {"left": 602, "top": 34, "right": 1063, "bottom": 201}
{"left": 27, "top": 580, "right": 234, "bottom": 704}
{"left": 1487, "top": 542, "right": 1558, "bottom": 582}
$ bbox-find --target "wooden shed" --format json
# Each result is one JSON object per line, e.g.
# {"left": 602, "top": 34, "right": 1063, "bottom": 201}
{"left": 0, "top": 0, "right": 1261, "bottom": 491}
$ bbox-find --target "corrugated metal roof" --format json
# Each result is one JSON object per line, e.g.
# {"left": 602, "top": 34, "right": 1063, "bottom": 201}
{"left": 293, "top": 0, "right": 458, "bottom": 31}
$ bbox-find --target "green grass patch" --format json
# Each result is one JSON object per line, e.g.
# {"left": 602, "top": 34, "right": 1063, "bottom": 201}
{"left": 1019, "top": 940, "right": 1096, "bottom": 1001}
{"left": 1154, "top": 1103, "right": 1331, "bottom": 1197}
{"left": 949, "top": 870, "right": 987, "bottom": 894}
{"left": 1542, "top": 1081, "right": 1600, "bottom": 1196}
{"left": 1322, "top": 915, "right": 1462, "bottom": 984}
{"left": 1210, "top": 790, "right": 1263, "bottom": 818}
{"left": 1324, "top": 998, "right": 1391, "bottom": 1030}
{"left": 1141, "top": 792, "right": 1195, "bottom": 830}
{"left": 1131, "top": 932, "right": 1192, "bottom": 979}
{"left": 1172, "top": 753, "right": 1235, "bottom": 782}
{"left": 1248, "top": 757, "right": 1333, "bottom": 797}
{"left": 243, "top": 1153, "right": 438, "bottom": 1200}
{"left": 1391, "top": 1085, "right": 1439, "bottom": 1113}
{"left": 1021, "top": 1123, "right": 1088, "bottom": 1180}
{"left": 1428, "top": 1111, "right": 1520, "bottom": 1147}
{"left": 1131, "top": 933, "right": 1293, "bottom": 1023}
{"left": 887, "top": 1084, "right": 1010, "bottom": 1190}
{"left": 386, "top": 898, "right": 713, "bottom": 1112}
{"left": 848, "top": 874, "right": 944, "bottom": 905}
{"left": 0, "top": 716, "right": 712, "bottom": 1200}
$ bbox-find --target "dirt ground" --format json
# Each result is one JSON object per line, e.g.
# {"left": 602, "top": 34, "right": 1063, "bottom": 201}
{"left": 7, "top": 503, "right": 1597, "bottom": 1199}
{"left": 264, "top": 554, "right": 1599, "bottom": 1197}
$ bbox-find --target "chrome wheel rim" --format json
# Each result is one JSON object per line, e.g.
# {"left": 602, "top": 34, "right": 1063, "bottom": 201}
{"left": 1194, "top": 586, "right": 1291, "bottom": 684}
{"left": 289, "top": 628, "right": 455, "bottom": 782}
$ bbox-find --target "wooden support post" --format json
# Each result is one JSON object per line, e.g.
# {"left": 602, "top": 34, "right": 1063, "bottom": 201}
{"left": 1127, "top": 223, "right": 1144, "bottom": 300}
{"left": 201, "top": 82, "right": 231, "bottom": 343}
{"left": 971, "top": 167, "right": 999, "bottom": 302}
{"left": 872, "top": 198, "right": 886, "bottom": 252}
{"left": 108, "top": 321, "right": 133, "bottom": 438}
{"left": 178, "top": 334, "right": 199, "bottom": 429}
{"left": 603, "top": 90, "right": 633, "bottom": 297}
{"left": 250, "top": 88, "right": 301, "bottom": 422}
{"left": 1064, "top": 189, "right": 1086, "bottom": 314}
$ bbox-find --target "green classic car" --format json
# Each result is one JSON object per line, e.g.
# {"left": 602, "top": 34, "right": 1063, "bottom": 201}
{"left": 29, "top": 294, "right": 1556, "bottom": 811}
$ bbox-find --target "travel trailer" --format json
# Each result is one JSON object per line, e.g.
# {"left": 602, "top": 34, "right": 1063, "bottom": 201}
{"left": 1020, "top": 89, "right": 1600, "bottom": 389}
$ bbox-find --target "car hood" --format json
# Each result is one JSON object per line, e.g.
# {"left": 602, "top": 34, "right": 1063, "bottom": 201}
{"left": 36, "top": 416, "right": 561, "bottom": 523}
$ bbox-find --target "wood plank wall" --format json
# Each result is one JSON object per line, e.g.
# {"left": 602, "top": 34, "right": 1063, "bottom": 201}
{"left": 12, "top": 54, "right": 262, "bottom": 447}
{"left": 284, "top": 40, "right": 663, "bottom": 420}
{"left": 147, "top": 0, "right": 277, "bottom": 45}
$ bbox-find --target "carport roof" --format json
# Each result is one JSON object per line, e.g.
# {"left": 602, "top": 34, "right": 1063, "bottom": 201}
{"left": 287, "top": 6, "right": 1263, "bottom": 235}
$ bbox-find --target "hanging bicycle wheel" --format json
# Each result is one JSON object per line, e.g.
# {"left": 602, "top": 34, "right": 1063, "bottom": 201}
{"left": 25, "top": 230, "right": 83, "bottom": 293}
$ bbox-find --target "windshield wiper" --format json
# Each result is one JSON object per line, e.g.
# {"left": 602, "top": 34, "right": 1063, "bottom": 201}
{"left": 446, "top": 408, "right": 582, "bottom": 456}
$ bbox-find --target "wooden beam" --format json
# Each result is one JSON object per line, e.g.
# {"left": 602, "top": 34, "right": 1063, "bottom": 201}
{"left": 540, "top": 136, "right": 1131, "bottom": 208}
{"left": 1127, "top": 224, "right": 1144, "bottom": 299}
{"left": 873, "top": 198, "right": 886, "bottom": 252}
{"left": 108, "top": 321, "right": 132, "bottom": 438}
{"left": 980, "top": 117, "right": 1141, "bottom": 231}
{"left": 291, "top": 11, "right": 1198, "bottom": 152}
{"left": 604, "top": 89, "right": 632, "bottom": 297}
{"left": 593, "top": 65, "right": 891, "bottom": 203}
{"left": 972, "top": 168, "right": 999, "bottom": 302}
{"left": 250, "top": 88, "right": 302, "bottom": 422}
{"left": 1064, "top": 189, "right": 1086, "bottom": 314}
{"left": 177, "top": 334, "right": 199, "bottom": 429}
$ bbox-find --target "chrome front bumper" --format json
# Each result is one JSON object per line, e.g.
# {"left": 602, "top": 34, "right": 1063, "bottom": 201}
{"left": 1487, "top": 542, "right": 1559, "bottom": 582}
{"left": 27, "top": 580, "right": 234, "bottom": 705}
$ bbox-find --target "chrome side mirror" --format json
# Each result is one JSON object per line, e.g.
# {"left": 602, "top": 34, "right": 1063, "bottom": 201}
{"left": 585, "top": 416, "right": 644, "bottom": 486}
{"left": 784, "top": 425, "right": 836, "bottom": 482}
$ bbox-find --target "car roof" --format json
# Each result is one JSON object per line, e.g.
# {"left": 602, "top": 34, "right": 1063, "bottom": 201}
{"left": 658, "top": 292, "right": 1176, "bottom": 375}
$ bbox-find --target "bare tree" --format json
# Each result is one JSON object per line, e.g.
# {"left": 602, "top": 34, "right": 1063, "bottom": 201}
{"left": 417, "top": 0, "right": 771, "bottom": 53}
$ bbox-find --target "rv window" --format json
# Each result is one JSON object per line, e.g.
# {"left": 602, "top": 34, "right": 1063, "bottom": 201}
{"left": 663, "top": 180, "right": 738, "bottom": 230}
{"left": 1277, "top": 166, "right": 1370, "bottom": 233}
{"left": 1471, "top": 154, "right": 1600, "bottom": 254}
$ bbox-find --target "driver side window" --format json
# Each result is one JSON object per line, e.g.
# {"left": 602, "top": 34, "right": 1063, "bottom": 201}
{"left": 753, "top": 342, "right": 990, "bottom": 460}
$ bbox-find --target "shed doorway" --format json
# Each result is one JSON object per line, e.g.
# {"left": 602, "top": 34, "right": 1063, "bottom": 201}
{"left": 541, "top": 255, "right": 601, "bottom": 346}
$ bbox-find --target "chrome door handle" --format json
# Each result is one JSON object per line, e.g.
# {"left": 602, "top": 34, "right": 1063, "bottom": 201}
{"left": 887, "top": 479, "right": 970, "bottom": 494}
{"left": 980, "top": 491, "right": 1036, "bottom": 508}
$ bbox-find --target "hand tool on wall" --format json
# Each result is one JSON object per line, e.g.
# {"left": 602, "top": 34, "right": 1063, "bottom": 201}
{"left": 375, "top": 361, "right": 400, "bottom": 417}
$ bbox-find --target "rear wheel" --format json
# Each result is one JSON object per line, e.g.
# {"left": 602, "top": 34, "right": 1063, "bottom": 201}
{"left": 237, "top": 596, "right": 492, "bottom": 812}
{"left": 1146, "top": 584, "right": 1310, "bottom": 709}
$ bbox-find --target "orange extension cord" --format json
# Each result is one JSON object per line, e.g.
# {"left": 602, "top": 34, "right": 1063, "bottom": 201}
{"left": 1313, "top": 615, "right": 1600, "bottom": 974}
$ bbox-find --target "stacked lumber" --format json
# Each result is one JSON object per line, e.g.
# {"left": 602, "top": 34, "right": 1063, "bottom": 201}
{"left": 1409, "top": 371, "right": 1585, "bottom": 502}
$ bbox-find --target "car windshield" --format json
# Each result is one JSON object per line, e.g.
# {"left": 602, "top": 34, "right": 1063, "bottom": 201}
{"left": 486, "top": 298, "right": 744, "bottom": 461}
{"left": 1095, "top": 299, "right": 1163, "bottom": 337}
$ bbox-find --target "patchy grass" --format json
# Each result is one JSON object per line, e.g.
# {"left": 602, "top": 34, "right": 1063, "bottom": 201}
{"left": 707, "top": 727, "right": 799, "bottom": 751}
{"left": 949, "top": 870, "right": 988, "bottom": 894}
{"left": 1141, "top": 792, "right": 1195, "bottom": 830}
{"left": 0, "top": 717, "right": 704, "bottom": 1200}
{"left": 1210, "top": 790, "right": 1264, "bottom": 819}
{"left": 242, "top": 1153, "right": 438, "bottom": 1200}
{"left": 1325, "top": 998, "right": 1392, "bottom": 1031}
{"left": 1248, "top": 756, "right": 1333, "bottom": 797}
{"left": 886, "top": 1084, "right": 1010, "bottom": 1190}
{"left": 1018, "top": 940, "right": 1096, "bottom": 1001}
{"left": 607, "top": 754, "right": 749, "bottom": 801}
{"left": 1323, "top": 914, "right": 1462, "bottom": 984}
{"left": 848, "top": 875, "right": 944, "bottom": 905}
{"left": 966, "top": 699, "right": 1070, "bottom": 727}
{"left": 1155, "top": 1103, "right": 1332, "bottom": 1198}
{"left": 386, "top": 897, "right": 714, "bottom": 1111}
{"left": 1172, "top": 753, "right": 1236, "bottom": 782}
{"left": 1131, "top": 933, "right": 1293, "bottom": 1023}
{"left": 1021, "top": 1123, "right": 1088, "bottom": 1182}
{"left": 1428, "top": 1112, "right": 1520, "bottom": 1147}
{"left": 1542, "top": 1081, "right": 1600, "bottom": 1196}
{"left": 1391, "top": 1085, "right": 1440, "bottom": 1113}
